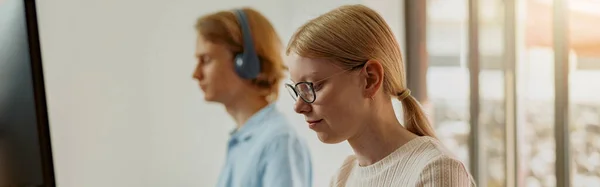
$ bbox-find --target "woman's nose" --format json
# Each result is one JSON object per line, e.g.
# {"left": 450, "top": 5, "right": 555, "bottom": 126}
{"left": 293, "top": 98, "right": 311, "bottom": 114}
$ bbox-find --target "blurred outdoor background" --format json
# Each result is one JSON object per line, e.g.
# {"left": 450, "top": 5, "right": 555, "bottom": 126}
{"left": 420, "top": 0, "right": 600, "bottom": 186}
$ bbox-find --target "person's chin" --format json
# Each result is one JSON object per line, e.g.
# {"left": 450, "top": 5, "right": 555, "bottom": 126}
{"left": 316, "top": 132, "right": 345, "bottom": 144}
{"left": 204, "top": 95, "right": 229, "bottom": 106}
{"left": 202, "top": 94, "right": 218, "bottom": 102}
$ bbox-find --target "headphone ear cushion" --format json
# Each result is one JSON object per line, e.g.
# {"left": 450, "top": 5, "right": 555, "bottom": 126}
{"left": 234, "top": 53, "right": 248, "bottom": 78}
{"left": 234, "top": 53, "right": 245, "bottom": 69}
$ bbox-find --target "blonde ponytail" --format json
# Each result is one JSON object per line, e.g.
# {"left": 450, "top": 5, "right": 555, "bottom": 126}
{"left": 397, "top": 90, "right": 437, "bottom": 138}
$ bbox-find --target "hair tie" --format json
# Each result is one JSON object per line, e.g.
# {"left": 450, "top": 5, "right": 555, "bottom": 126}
{"left": 397, "top": 89, "right": 411, "bottom": 101}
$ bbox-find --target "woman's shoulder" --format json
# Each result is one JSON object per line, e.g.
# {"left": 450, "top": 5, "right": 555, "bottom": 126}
{"left": 406, "top": 136, "right": 467, "bottom": 167}
{"left": 411, "top": 137, "right": 476, "bottom": 186}
{"left": 416, "top": 155, "right": 476, "bottom": 186}
{"left": 407, "top": 136, "right": 459, "bottom": 159}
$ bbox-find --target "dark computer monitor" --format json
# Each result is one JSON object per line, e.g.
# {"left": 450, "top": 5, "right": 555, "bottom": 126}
{"left": 0, "top": 0, "right": 56, "bottom": 186}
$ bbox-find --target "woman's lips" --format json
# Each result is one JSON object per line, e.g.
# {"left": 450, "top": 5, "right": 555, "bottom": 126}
{"left": 307, "top": 119, "right": 323, "bottom": 129}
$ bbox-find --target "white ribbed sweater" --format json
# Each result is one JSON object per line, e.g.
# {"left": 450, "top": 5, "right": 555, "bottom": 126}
{"left": 330, "top": 136, "right": 476, "bottom": 187}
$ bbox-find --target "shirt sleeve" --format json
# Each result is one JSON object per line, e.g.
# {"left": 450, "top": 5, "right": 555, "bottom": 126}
{"left": 260, "top": 134, "right": 312, "bottom": 187}
{"left": 416, "top": 156, "right": 475, "bottom": 187}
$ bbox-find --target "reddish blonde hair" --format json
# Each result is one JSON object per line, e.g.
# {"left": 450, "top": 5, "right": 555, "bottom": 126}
{"left": 195, "top": 8, "right": 286, "bottom": 99}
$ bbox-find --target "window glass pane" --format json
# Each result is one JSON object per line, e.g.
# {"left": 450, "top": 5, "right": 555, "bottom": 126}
{"left": 426, "top": 0, "right": 470, "bottom": 168}
{"left": 479, "top": 0, "right": 506, "bottom": 186}
{"left": 517, "top": 0, "right": 556, "bottom": 186}
{"left": 568, "top": 1, "right": 600, "bottom": 186}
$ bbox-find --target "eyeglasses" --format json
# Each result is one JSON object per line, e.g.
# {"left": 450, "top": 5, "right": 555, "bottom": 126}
{"left": 286, "top": 63, "right": 365, "bottom": 103}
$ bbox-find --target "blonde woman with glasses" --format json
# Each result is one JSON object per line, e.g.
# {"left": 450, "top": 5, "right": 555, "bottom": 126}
{"left": 284, "top": 5, "right": 476, "bottom": 187}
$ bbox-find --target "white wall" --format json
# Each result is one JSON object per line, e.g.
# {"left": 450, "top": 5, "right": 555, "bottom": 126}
{"left": 37, "top": 0, "right": 405, "bottom": 186}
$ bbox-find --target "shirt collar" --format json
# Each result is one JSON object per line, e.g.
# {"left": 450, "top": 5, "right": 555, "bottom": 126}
{"left": 229, "top": 103, "right": 277, "bottom": 142}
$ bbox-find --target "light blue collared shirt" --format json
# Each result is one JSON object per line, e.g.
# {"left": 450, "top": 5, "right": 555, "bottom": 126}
{"left": 216, "top": 103, "right": 312, "bottom": 187}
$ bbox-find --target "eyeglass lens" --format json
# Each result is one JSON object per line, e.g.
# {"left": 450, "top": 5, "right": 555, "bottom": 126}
{"left": 286, "top": 83, "right": 315, "bottom": 103}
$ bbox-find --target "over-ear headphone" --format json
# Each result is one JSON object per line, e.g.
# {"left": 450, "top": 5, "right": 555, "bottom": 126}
{"left": 232, "top": 9, "right": 261, "bottom": 79}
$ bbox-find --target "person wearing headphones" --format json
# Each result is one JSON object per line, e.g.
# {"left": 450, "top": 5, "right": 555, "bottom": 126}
{"left": 285, "top": 5, "right": 476, "bottom": 187}
{"left": 193, "top": 8, "right": 312, "bottom": 187}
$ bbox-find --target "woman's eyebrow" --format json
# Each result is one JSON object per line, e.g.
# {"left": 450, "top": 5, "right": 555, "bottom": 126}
{"left": 294, "top": 71, "right": 320, "bottom": 83}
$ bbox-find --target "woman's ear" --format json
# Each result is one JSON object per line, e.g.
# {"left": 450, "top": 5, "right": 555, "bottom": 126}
{"left": 362, "top": 60, "right": 384, "bottom": 98}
